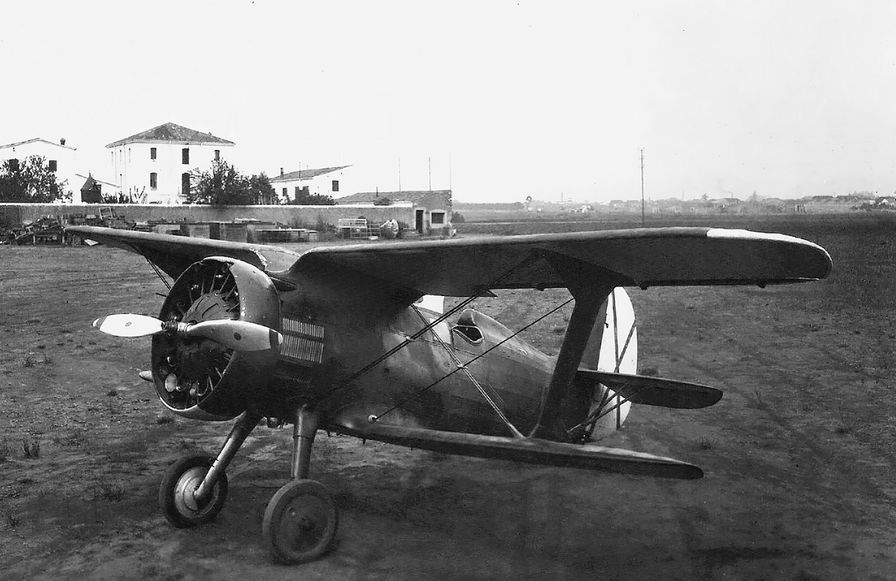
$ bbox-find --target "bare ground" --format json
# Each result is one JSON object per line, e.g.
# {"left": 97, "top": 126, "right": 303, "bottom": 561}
{"left": 1, "top": 214, "right": 895, "bottom": 580}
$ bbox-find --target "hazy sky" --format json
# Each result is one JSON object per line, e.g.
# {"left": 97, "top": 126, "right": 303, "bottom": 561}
{"left": 2, "top": 1, "right": 895, "bottom": 202}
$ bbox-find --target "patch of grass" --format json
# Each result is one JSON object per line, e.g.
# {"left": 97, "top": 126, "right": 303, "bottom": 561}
{"left": 5, "top": 509, "right": 19, "bottom": 529}
{"left": 156, "top": 414, "right": 174, "bottom": 425}
{"left": 22, "top": 352, "right": 52, "bottom": 367}
{"left": 751, "top": 389, "right": 768, "bottom": 411}
{"left": 22, "top": 438, "right": 40, "bottom": 459}
{"left": 92, "top": 482, "right": 125, "bottom": 502}
{"left": 106, "top": 388, "right": 119, "bottom": 397}
{"left": 52, "top": 429, "right": 85, "bottom": 448}
{"left": 697, "top": 437, "right": 714, "bottom": 450}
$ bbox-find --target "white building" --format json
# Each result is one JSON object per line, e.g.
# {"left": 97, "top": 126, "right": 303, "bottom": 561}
{"left": 269, "top": 165, "right": 350, "bottom": 203}
{"left": 106, "top": 122, "right": 235, "bottom": 204}
{"left": 0, "top": 137, "right": 80, "bottom": 202}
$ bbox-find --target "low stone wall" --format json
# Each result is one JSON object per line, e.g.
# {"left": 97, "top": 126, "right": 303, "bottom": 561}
{"left": 0, "top": 202, "right": 414, "bottom": 229}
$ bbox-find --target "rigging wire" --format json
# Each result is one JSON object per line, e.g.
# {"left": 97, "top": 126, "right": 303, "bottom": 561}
{"left": 144, "top": 254, "right": 172, "bottom": 290}
{"left": 373, "top": 296, "right": 574, "bottom": 423}
{"left": 324, "top": 253, "right": 544, "bottom": 399}
{"left": 410, "top": 305, "right": 524, "bottom": 438}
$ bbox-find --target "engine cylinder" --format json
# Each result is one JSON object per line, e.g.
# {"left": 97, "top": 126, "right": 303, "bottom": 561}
{"left": 151, "top": 257, "right": 281, "bottom": 420}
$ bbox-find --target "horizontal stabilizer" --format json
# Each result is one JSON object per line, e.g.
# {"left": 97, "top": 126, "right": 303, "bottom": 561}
{"left": 334, "top": 420, "right": 702, "bottom": 479}
{"left": 578, "top": 370, "right": 723, "bottom": 409}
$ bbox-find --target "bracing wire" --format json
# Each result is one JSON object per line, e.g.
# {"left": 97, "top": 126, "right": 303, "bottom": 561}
{"left": 373, "top": 296, "right": 574, "bottom": 422}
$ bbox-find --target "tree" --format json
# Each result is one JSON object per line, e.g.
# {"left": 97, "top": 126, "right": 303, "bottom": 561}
{"left": 0, "top": 155, "right": 70, "bottom": 202}
{"left": 287, "top": 187, "right": 335, "bottom": 206}
{"left": 247, "top": 173, "right": 276, "bottom": 205}
{"left": 186, "top": 160, "right": 255, "bottom": 205}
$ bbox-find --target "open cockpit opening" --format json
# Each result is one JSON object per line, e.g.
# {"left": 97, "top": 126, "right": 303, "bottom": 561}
{"left": 452, "top": 310, "right": 483, "bottom": 344}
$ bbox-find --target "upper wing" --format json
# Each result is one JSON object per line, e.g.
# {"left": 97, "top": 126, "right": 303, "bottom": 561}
{"left": 68, "top": 225, "right": 832, "bottom": 298}
{"left": 287, "top": 227, "right": 832, "bottom": 297}
{"left": 66, "top": 226, "right": 300, "bottom": 279}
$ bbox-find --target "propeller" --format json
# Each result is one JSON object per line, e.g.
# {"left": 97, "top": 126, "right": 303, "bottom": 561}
{"left": 93, "top": 314, "right": 282, "bottom": 352}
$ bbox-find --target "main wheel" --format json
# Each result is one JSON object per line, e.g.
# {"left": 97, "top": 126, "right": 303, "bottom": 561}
{"left": 263, "top": 479, "right": 338, "bottom": 563}
{"left": 159, "top": 454, "right": 228, "bottom": 528}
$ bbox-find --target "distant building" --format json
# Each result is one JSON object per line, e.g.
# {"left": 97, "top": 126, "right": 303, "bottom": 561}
{"left": 270, "top": 166, "right": 350, "bottom": 203}
{"left": 76, "top": 173, "right": 122, "bottom": 203}
{"left": 0, "top": 137, "right": 79, "bottom": 201}
{"left": 335, "top": 189, "right": 452, "bottom": 235}
{"left": 106, "top": 122, "right": 235, "bottom": 204}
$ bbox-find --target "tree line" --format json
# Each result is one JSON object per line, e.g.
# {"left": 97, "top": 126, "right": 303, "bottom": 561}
{"left": 0, "top": 156, "right": 335, "bottom": 206}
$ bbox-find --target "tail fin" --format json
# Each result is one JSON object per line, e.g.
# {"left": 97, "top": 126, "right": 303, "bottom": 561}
{"left": 579, "top": 288, "right": 638, "bottom": 439}
{"left": 582, "top": 287, "right": 637, "bottom": 373}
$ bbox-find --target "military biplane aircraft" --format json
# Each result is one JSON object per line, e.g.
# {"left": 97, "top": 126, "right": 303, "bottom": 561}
{"left": 68, "top": 224, "right": 831, "bottom": 564}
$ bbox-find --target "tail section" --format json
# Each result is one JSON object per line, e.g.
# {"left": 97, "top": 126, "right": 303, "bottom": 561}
{"left": 580, "top": 288, "right": 638, "bottom": 440}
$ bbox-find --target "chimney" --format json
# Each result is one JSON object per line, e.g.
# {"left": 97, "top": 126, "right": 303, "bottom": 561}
{"left": 60, "top": 138, "right": 66, "bottom": 145}
{"left": 280, "top": 167, "right": 284, "bottom": 176}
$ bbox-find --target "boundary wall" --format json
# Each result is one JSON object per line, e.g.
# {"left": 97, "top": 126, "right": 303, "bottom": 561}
{"left": 0, "top": 202, "right": 414, "bottom": 228}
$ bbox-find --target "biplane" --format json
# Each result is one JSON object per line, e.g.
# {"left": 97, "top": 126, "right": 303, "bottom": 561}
{"left": 68, "top": 224, "right": 832, "bottom": 563}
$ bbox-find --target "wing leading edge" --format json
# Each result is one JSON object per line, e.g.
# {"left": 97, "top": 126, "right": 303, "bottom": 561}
{"left": 68, "top": 225, "right": 832, "bottom": 301}
{"left": 287, "top": 227, "right": 832, "bottom": 297}
{"left": 66, "top": 225, "right": 300, "bottom": 279}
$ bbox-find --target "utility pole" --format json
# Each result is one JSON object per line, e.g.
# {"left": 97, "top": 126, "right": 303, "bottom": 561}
{"left": 449, "top": 154, "right": 452, "bottom": 191}
{"left": 640, "top": 148, "right": 646, "bottom": 227}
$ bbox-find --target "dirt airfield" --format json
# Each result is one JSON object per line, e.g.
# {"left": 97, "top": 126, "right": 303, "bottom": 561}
{"left": 1, "top": 214, "right": 895, "bottom": 580}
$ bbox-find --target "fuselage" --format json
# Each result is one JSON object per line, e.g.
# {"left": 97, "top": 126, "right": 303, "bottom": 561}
{"left": 268, "top": 301, "right": 559, "bottom": 438}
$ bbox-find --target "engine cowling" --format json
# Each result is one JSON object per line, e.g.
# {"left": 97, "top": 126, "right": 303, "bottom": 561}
{"left": 151, "top": 257, "right": 281, "bottom": 420}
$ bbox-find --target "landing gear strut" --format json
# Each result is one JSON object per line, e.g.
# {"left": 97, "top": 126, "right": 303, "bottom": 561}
{"left": 159, "top": 410, "right": 261, "bottom": 527}
{"left": 158, "top": 406, "right": 338, "bottom": 563}
{"left": 263, "top": 405, "right": 338, "bottom": 563}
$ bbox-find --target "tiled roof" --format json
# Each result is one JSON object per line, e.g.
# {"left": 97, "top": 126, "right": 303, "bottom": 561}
{"left": 106, "top": 122, "right": 235, "bottom": 148}
{"left": 270, "top": 165, "right": 351, "bottom": 182}
{"left": 335, "top": 189, "right": 452, "bottom": 206}
{"left": 0, "top": 137, "right": 76, "bottom": 151}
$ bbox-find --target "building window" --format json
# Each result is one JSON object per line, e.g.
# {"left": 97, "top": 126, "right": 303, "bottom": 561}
{"left": 150, "top": 172, "right": 158, "bottom": 189}
{"left": 431, "top": 211, "right": 446, "bottom": 225}
{"left": 48, "top": 159, "right": 57, "bottom": 172}
{"left": 282, "top": 187, "right": 287, "bottom": 197}
{"left": 331, "top": 180, "right": 339, "bottom": 192}
{"left": 182, "top": 148, "right": 190, "bottom": 165}
{"left": 182, "top": 173, "right": 191, "bottom": 195}
{"left": 214, "top": 150, "right": 220, "bottom": 161}
{"left": 150, "top": 147, "right": 157, "bottom": 160}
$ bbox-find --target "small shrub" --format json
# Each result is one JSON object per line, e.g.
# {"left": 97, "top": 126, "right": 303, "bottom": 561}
{"left": 22, "top": 439, "right": 40, "bottom": 459}
{"left": 93, "top": 482, "right": 125, "bottom": 502}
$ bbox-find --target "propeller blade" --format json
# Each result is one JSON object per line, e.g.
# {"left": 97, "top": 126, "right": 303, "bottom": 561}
{"left": 185, "top": 319, "right": 282, "bottom": 352}
{"left": 93, "top": 314, "right": 164, "bottom": 338}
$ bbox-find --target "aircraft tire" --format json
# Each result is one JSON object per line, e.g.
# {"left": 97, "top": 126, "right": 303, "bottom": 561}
{"left": 159, "top": 454, "right": 228, "bottom": 528}
{"left": 263, "top": 479, "right": 338, "bottom": 564}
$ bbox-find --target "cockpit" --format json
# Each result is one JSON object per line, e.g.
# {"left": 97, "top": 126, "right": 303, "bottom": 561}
{"left": 452, "top": 310, "right": 483, "bottom": 344}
